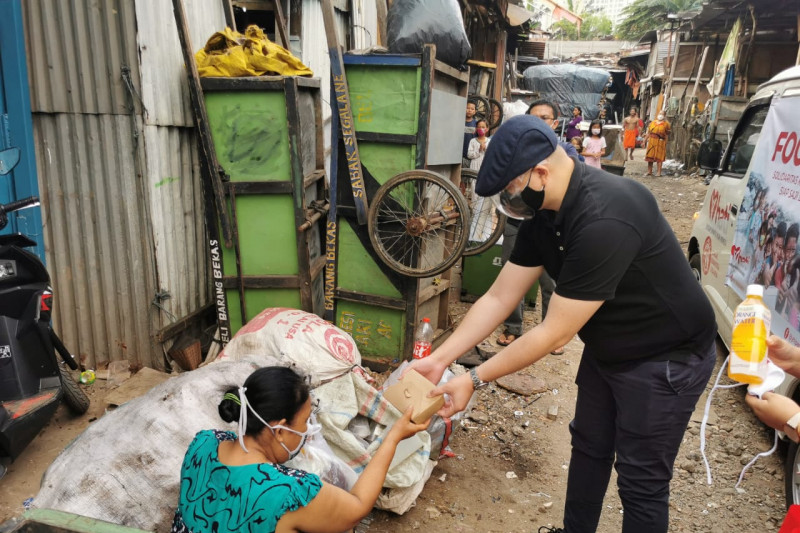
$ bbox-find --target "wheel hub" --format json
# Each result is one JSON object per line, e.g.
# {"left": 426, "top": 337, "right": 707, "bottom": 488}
{"left": 406, "top": 217, "right": 427, "bottom": 237}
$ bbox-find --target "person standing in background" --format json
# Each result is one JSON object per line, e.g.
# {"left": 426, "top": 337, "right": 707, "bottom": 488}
{"left": 645, "top": 112, "right": 671, "bottom": 176}
{"left": 623, "top": 108, "right": 641, "bottom": 161}
{"left": 582, "top": 120, "right": 607, "bottom": 169}
{"left": 463, "top": 101, "right": 477, "bottom": 167}
{"left": 566, "top": 106, "right": 583, "bottom": 141}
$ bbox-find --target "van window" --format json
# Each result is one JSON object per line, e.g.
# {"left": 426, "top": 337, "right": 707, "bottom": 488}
{"left": 724, "top": 105, "right": 769, "bottom": 175}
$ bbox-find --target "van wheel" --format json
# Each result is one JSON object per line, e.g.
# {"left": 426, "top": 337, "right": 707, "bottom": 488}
{"left": 58, "top": 364, "right": 90, "bottom": 415}
{"left": 689, "top": 253, "right": 701, "bottom": 281}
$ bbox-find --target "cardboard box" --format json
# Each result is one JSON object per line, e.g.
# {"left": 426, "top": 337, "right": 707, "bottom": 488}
{"left": 382, "top": 369, "right": 445, "bottom": 423}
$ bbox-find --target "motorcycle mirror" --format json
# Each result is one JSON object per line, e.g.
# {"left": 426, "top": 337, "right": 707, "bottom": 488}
{"left": 0, "top": 148, "right": 21, "bottom": 176}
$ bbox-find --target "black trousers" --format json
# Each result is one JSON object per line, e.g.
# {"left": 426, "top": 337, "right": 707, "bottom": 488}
{"left": 563, "top": 343, "right": 715, "bottom": 533}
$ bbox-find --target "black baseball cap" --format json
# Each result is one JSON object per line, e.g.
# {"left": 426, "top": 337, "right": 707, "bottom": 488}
{"left": 476, "top": 115, "right": 559, "bottom": 196}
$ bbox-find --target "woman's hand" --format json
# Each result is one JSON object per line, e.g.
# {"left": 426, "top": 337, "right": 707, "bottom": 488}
{"left": 745, "top": 391, "right": 800, "bottom": 431}
{"left": 388, "top": 406, "right": 431, "bottom": 442}
{"left": 767, "top": 335, "right": 800, "bottom": 378}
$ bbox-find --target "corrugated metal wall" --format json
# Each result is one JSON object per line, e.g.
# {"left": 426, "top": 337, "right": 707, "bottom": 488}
{"left": 351, "top": 0, "right": 377, "bottom": 50}
{"left": 22, "top": 0, "right": 226, "bottom": 369}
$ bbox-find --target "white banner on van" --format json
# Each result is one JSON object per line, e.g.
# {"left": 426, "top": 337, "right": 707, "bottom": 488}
{"left": 727, "top": 96, "right": 800, "bottom": 344}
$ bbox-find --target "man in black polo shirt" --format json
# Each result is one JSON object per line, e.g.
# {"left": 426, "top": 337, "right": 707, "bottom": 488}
{"left": 412, "top": 115, "right": 716, "bottom": 533}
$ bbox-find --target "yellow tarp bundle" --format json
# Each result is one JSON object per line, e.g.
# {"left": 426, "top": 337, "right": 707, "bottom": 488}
{"left": 195, "top": 25, "right": 313, "bottom": 78}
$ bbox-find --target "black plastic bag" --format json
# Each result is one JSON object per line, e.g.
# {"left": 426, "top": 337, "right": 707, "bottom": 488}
{"left": 387, "top": 0, "right": 471, "bottom": 69}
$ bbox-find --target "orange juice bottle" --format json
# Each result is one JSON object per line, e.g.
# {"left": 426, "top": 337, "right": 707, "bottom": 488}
{"left": 729, "top": 284, "right": 771, "bottom": 384}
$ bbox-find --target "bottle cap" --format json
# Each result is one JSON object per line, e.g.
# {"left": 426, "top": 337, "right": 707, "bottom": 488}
{"left": 422, "top": 317, "right": 430, "bottom": 323}
{"left": 746, "top": 284, "right": 764, "bottom": 297}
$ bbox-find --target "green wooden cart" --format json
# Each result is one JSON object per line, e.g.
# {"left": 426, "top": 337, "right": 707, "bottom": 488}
{"left": 201, "top": 76, "right": 327, "bottom": 334}
{"left": 328, "top": 46, "right": 472, "bottom": 367}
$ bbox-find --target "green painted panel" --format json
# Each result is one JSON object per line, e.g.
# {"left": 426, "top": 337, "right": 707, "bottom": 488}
{"left": 220, "top": 196, "right": 298, "bottom": 276}
{"left": 462, "top": 244, "right": 539, "bottom": 306}
{"left": 204, "top": 91, "right": 291, "bottom": 182}
{"left": 337, "top": 221, "right": 402, "bottom": 298}
{"left": 358, "top": 142, "right": 416, "bottom": 185}
{"left": 227, "top": 289, "right": 302, "bottom": 335}
{"left": 345, "top": 66, "right": 421, "bottom": 135}
{"left": 337, "top": 301, "right": 405, "bottom": 362}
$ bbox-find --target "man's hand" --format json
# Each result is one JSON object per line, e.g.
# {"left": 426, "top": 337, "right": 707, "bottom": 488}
{"left": 430, "top": 373, "right": 474, "bottom": 418}
{"left": 406, "top": 355, "right": 448, "bottom": 386}
{"left": 745, "top": 391, "right": 800, "bottom": 431}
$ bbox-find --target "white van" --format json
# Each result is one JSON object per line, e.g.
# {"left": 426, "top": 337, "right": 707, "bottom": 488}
{"left": 689, "top": 65, "right": 800, "bottom": 506}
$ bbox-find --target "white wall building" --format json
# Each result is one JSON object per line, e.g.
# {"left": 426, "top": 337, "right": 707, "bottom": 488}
{"left": 589, "top": 0, "right": 635, "bottom": 28}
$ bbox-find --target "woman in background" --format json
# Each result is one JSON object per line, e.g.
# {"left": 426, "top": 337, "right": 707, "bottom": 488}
{"left": 566, "top": 106, "right": 583, "bottom": 140}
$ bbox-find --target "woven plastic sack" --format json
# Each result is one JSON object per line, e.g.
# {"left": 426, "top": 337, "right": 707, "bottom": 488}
{"left": 219, "top": 307, "right": 369, "bottom": 387}
{"left": 33, "top": 360, "right": 266, "bottom": 531}
{"left": 312, "top": 371, "right": 432, "bottom": 490}
{"left": 196, "top": 25, "right": 312, "bottom": 77}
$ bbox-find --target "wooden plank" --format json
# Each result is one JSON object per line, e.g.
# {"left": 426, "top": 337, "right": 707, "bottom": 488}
{"left": 417, "top": 279, "right": 451, "bottom": 305}
{"left": 303, "top": 169, "right": 326, "bottom": 189}
{"left": 201, "top": 76, "right": 286, "bottom": 91}
{"left": 323, "top": 82, "right": 339, "bottom": 323}
{"left": 376, "top": 0, "right": 388, "bottom": 47}
{"left": 171, "top": 0, "right": 233, "bottom": 248}
{"left": 228, "top": 182, "right": 294, "bottom": 194}
{"left": 335, "top": 289, "right": 406, "bottom": 310}
{"left": 273, "top": 0, "right": 290, "bottom": 49}
{"left": 416, "top": 44, "right": 435, "bottom": 169}
{"left": 342, "top": 54, "right": 421, "bottom": 66}
{"left": 222, "top": 0, "right": 236, "bottom": 30}
{"left": 172, "top": 0, "right": 233, "bottom": 346}
{"left": 310, "top": 254, "right": 326, "bottom": 281}
{"left": 434, "top": 59, "right": 470, "bottom": 83}
{"left": 285, "top": 78, "right": 314, "bottom": 312}
{"left": 323, "top": 0, "right": 369, "bottom": 225}
{"left": 223, "top": 275, "right": 301, "bottom": 289}
{"left": 356, "top": 131, "right": 417, "bottom": 145}
{"left": 227, "top": 185, "right": 248, "bottom": 324}
{"left": 153, "top": 303, "right": 215, "bottom": 343}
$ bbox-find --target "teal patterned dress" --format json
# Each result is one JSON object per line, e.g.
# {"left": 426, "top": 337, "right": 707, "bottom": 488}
{"left": 173, "top": 430, "right": 322, "bottom": 533}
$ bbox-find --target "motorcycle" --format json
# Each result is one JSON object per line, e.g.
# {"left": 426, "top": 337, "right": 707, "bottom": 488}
{"left": 0, "top": 147, "right": 89, "bottom": 479}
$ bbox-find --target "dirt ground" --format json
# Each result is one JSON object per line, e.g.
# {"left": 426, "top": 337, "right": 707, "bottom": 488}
{"left": 0, "top": 149, "right": 790, "bottom": 531}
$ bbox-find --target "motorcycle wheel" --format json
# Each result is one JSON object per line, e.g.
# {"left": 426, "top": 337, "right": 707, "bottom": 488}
{"left": 58, "top": 364, "right": 90, "bottom": 415}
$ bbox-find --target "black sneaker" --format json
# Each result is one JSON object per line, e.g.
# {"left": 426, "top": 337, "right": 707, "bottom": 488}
{"left": 538, "top": 527, "right": 565, "bottom": 533}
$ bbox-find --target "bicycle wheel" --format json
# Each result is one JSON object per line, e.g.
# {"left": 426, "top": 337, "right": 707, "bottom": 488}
{"left": 460, "top": 169, "right": 506, "bottom": 256}
{"left": 368, "top": 170, "right": 469, "bottom": 278}
{"left": 488, "top": 98, "right": 504, "bottom": 130}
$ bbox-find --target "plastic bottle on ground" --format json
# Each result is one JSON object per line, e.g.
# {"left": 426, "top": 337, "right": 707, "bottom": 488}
{"left": 729, "top": 284, "right": 771, "bottom": 384}
{"left": 412, "top": 317, "right": 434, "bottom": 360}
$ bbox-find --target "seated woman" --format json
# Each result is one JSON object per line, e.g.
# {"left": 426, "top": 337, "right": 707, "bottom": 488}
{"left": 173, "top": 366, "right": 428, "bottom": 533}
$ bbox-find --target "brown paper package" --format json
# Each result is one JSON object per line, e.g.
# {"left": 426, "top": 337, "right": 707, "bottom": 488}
{"left": 382, "top": 369, "right": 445, "bottom": 424}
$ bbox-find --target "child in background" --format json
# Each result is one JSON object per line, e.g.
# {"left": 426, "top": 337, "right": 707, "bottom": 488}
{"left": 466, "top": 119, "right": 490, "bottom": 171}
{"left": 570, "top": 136, "right": 583, "bottom": 157}
{"left": 582, "top": 120, "right": 606, "bottom": 169}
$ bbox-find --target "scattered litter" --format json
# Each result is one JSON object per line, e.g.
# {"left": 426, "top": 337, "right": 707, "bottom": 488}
{"left": 438, "top": 473, "right": 447, "bottom": 482}
{"left": 22, "top": 497, "right": 33, "bottom": 509}
{"left": 506, "top": 471, "right": 518, "bottom": 479}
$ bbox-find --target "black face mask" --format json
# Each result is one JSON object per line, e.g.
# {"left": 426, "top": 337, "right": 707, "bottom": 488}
{"left": 521, "top": 185, "right": 546, "bottom": 211}
{"left": 490, "top": 173, "right": 545, "bottom": 220}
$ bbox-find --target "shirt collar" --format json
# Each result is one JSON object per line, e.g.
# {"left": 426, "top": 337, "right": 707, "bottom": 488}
{"left": 553, "top": 160, "right": 586, "bottom": 226}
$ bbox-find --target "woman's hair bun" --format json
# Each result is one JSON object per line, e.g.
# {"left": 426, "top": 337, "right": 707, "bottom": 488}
{"left": 218, "top": 387, "right": 241, "bottom": 423}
